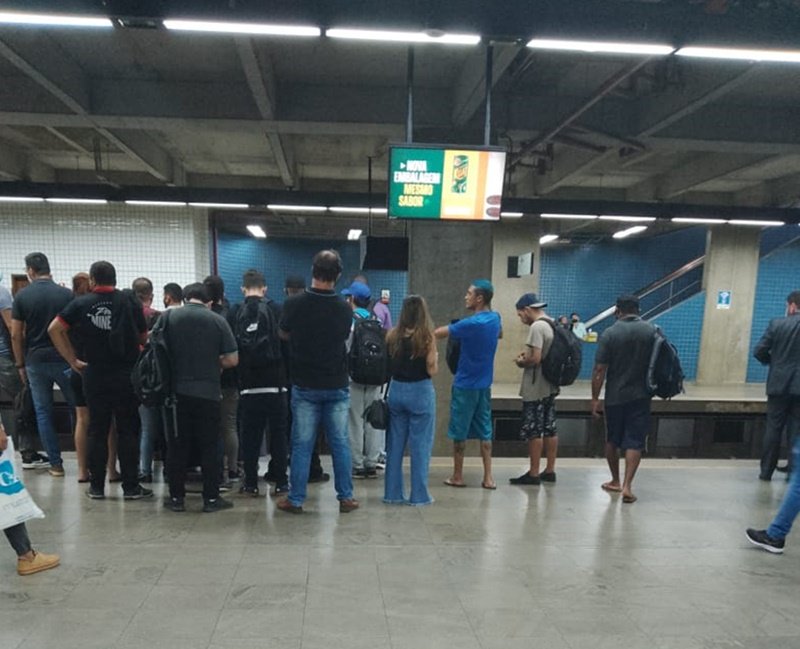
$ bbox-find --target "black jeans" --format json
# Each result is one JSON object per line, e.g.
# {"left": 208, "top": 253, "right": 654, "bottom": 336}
{"left": 166, "top": 394, "right": 220, "bottom": 501}
{"left": 4, "top": 523, "right": 32, "bottom": 556}
{"left": 761, "top": 394, "right": 800, "bottom": 479}
{"left": 241, "top": 392, "right": 289, "bottom": 489}
{"left": 83, "top": 366, "right": 141, "bottom": 492}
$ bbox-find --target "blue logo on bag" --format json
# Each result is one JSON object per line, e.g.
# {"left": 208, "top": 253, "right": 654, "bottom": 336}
{"left": 0, "top": 460, "right": 24, "bottom": 495}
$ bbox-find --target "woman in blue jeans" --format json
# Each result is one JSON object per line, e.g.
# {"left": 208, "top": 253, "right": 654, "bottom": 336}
{"left": 384, "top": 295, "right": 438, "bottom": 506}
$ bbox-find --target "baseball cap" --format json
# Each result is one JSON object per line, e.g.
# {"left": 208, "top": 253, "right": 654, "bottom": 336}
{"left": 515, "top": 292, "right": 547, "bottom": 310}
{"left": 341, "top": 281, "right": 371, "bottom": 300}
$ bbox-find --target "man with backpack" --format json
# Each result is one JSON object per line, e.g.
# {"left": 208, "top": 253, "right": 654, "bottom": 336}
{"left": 48, "top": 261, "right": 150, "bottom": 500}
{"left": 591, "top": 295, "right": 655, "bottom": 504}
{"left": 510, "top": 293, "right": 560, "bottom": 486}
{"left": 277, "top": 250, "right": 358, "bottom": 514}
{"left": 235, "top": 270, "right": 289, "bottom": 497}
{"left": 434, "top": 279, "right": 502, "bottom": 490}
{"left": 342, "top": 280, "right": 385, "bottom": 480}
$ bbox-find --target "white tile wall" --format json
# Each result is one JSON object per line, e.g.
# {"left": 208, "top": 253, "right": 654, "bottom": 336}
{"left": 0, "top": 202, "right": 210, "bottom": 301}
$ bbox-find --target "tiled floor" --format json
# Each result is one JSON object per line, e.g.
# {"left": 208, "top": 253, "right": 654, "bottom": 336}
{"left": 2, "top": 455, "right": 799, "bottom": 649}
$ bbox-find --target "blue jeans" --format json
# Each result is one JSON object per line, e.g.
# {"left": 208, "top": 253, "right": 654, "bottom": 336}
{"left": 25, "top": 360, "right": 75, "bottom": 468}
{"left": 768, "top": 436, "right": 800, "bottom": 540}
{"left": 288, "top": 386, "right": 352, "bottom": 506}
{"left": 384, "top": 379, "right": 435, "bottom": 506}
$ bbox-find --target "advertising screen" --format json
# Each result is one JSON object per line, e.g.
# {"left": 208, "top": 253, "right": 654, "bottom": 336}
{"left": 387, "top": 145, "right": 507, "bottom": 221}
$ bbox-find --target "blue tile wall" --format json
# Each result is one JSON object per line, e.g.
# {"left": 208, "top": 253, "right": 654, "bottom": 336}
{"left": 216, "top": 232, "right": 408, "bottom": 322}
{"left": 747, "top": 235, "right": 800, "bottom": 383}
{"left": 539, "top": 227, "right": 707, "bottom": 328}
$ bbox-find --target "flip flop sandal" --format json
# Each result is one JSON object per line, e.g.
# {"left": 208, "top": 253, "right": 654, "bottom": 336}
{"left": 443, "top": 479, "right": 466, "bottom": 488}
{"left": 481, "top": 482, "right": 497, "bottom": 490}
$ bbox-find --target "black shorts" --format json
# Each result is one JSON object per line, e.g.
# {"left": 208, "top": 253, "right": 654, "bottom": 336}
{"left": 519, "top": 395, "right": 557, "bottom": 440}
{"left": 605, "top": 398, "right": 651, "bottom": 451}
{"left": 70, "top": 369, "right": 87, "bottom": 408}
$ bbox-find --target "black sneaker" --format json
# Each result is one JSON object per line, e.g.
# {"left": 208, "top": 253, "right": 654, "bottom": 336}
{"left": 365, "top": 468, "right": 379, "bottom": 479}
{"left": 263, "top": 471, "right": 279, "bottom": 484}
{"left": 540, "top": 472, "right": 557, "bottom": 483}
{"left": 123, "top": 486, "right": 154, "bottom": 500}
{"left": 746, "top": 528, "right": 785, "bottom": 554}
{"left": 219, "top": 480, "right": 232, "bottom": 493}
{"left": 509, "top": 472, "right": 541, "bottom": 485}
{"left": 308, "top": 471, "right": 330, "bottom": 484}
{"left": 21, "top": 452, "right": 49, "bottom": 469}
{"left": 203, "top": 497, "right": 234, "bottom": 512}
{"left": 86, "top": 486, "right": 105, "bottom": 500}
{"left": 138, "top": 472, "right": 153, "bottom": 483}
{"left": 353, "top": 468, "right": 368, "bottom": 480}
{"left": 228, "top": 470, "right": 240, "bottom": 482}
{"left": 271, "top": 484, "right": 289, "bottom": 497}
{"left": 239, "top": 485, "right": 260, "bottom": 497}
{"left": 164, "top": 497, "right": 186, "bottom": 512}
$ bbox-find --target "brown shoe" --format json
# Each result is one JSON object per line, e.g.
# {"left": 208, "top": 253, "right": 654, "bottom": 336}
{"left": 339, "top": 498, "right": 360, "bottom": 513}
{"left": 48, "top": 465, "right": 65, "bottom": 478}
{"left": 17, "top": 550, "right": 60, "bottom": 576}
{"left": 276, "top": 498, "right": 303, "bottom": 514}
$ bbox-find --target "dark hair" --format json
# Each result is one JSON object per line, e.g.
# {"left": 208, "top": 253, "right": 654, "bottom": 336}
{"left": 788, "top": 291, "right": 800, "bottom": 307}
{"left": 89, "top": 261, "right": 116, "bottom": 287}
{"left": 242, "top": 269, "right": 266, "bottom": 289}
{"left": 472, "top": 286, "right": 493, "bottom": 307}
{"left": 72, "top": 272, "right": 90, "bottom": 296}
{"left": 131, "top": 277, "right": 153, "bottom": 299}
{"left": 311, "top": 249, "right": 343, "bottom": 283}
{"left": 24, "top": 252, "right": 50, "bottom": 276}
{"left": 616, "top": 294, "right": 640, "bottom": 315}
{"left": 163, "top": 282, "right": 183, "bottom": 303}
{"left": 284, "top": 275, "right": 305, "bottom": 290}
{"left": 202, "top": 275, "right": 225, "bottom": 303}
{"left": 570, "top": 312, "right": 579, "bottom": 319}
{"left": 183, "top": 282, "right": 209, "bottom": 303}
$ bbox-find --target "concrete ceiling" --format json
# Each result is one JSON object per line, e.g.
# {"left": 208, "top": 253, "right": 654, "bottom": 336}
{"left": 2, "top": 1, "right": 800, "bottom": 239}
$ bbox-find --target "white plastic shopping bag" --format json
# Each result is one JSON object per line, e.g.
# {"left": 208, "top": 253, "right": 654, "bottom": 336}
{"left": 0, "top": 437, "right": 45, "bottom": 530}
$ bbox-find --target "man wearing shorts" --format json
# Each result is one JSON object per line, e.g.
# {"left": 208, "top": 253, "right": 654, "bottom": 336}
{"left": 510, "top": 293, "right": 559, "bottom": 485}
{"left": 435, "top": 279, "right": 502, "bottom": 489}
{"left": 591, "top": 295, "right": 655, "bottom": 504}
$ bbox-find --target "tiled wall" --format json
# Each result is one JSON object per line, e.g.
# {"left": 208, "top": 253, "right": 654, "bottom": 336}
{"left": 0, "top": 202, "right": 210, "bottom": 302}
{"left": 651, "top": 291, "right": 705, "bottom": 381}
{"left": 747, "top": 235, "right": 800, "bottom": 382}
{"left": 216, "top": 232, "right": 408, "bottom": 322}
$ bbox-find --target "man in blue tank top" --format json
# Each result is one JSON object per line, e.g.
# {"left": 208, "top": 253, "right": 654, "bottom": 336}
{"left": 435, "top": 279, "right": 502, "bottom": 490}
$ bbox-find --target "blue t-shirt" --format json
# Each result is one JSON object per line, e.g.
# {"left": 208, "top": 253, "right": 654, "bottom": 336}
{"left": 449, "top": 311, "right": 502, "bottom": 389}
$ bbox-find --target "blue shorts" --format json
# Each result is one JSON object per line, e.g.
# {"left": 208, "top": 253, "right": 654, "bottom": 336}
{"left": 605, "top": 398, "right": 651, "bottom": 452}
{"left": 447, "top": 386, "right": 493, "bottom": 442}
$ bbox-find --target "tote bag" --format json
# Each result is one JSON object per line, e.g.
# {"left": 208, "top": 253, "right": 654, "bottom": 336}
{"left": 0, "top": 437, "right": 45, "bottom": 530}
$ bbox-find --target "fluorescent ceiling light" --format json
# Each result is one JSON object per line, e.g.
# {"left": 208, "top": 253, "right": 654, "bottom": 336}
{"left": 613, "top": 225, "right": 648, "bottom": 239}
{"left": 0, "top": 196, "right": 44, "bottom": 202}
{"left": 727, "top": 219, "right": 785, "bottom": 227}
{"left": 0, "top": 12, "right": 113, "bottom": 27}
{"left": 347, "top": 229, "right": 363, "bottom": 241}
{"left": 45, "top": 198, "right": 107, "bottom": 204}
{"left": 527, "top": 38, "right": 673, "bottom": 56}
{"left": 500, "top": 211, "right": 523, "bottom": 218}
{"left": 163, "top": 19, "right": 320, "bottom": 37}
{"left": 539, "top": 234, "right": 559, "bottom": 244}
{"left": 246, "top": 225, "right": 267, "bottom": 239}
{"left": 267, "top": 204, "right": 328, "bottom": 212}
{"left": 188, "top": 202, "right": 249, "bottom": 209}
{"left": 125, "top": 200, "right": 188, "bottom": 207}
{"left": 671, "top": 217, "right": 727, "bottom": 225}
{"left": 327, "top": 28, "right": 480, "bottom": 45}
{"left": 329, "top": 207, "right": 388, "bottom": 214}
{"left": 599, "top": 215, "right": 656, "bottom": 222}
{"left": 540, "top": 213, "right": 597, "bottom": 220}
{"left": 676, "top": 46, "right": 800, "bottom": 63}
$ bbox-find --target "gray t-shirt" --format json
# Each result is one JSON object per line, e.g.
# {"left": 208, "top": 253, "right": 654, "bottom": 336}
{"left": 519, "top": 317, "right": 558, "bottom": 402}
{"left": 0, "top": 285, "right": 12, "bottom": 357}
{"left": 595, "top": 315, "right": 655, "bottom": 406}
{"left": 165, "top": 303, "right": 238, "bottom": 402}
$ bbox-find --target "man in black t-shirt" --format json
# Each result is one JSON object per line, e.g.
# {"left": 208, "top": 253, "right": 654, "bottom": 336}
{"left": 276, "top": 250, "right": 358, "bottom": 514}
{"left": 11, "top": 252, "right": 76, "bottom": 476}
{"left": 49, "top": 261, "right": 150, "bottom": 500}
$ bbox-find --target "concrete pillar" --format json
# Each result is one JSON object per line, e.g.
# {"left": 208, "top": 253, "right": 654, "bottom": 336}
{"left": 490, "top": 220, "right": 542, "bottom": 384}
{"left": 696, "top": 226, "right": 761, "bottom": 385}
{"left": 408, "top": 221, "right": 493, "bottom": 454}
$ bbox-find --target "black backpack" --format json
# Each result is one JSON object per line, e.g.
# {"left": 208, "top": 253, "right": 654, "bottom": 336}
{"left": 349, "top": 316, "right": 388, "bottom": 385}
{"left": 646, "top": 327, "right": 685, "bottom": 399}
{"left": 131, "top": 310, "right": 174, "bottom": 407}
{"left": 540, "top": 319, "right": 583, "bottom": 386}
{"left": 234, "top": 298, "right": 282, "bottom": 367}
{"left": 446, "top": 319, "right": 461, "bottom": 375}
